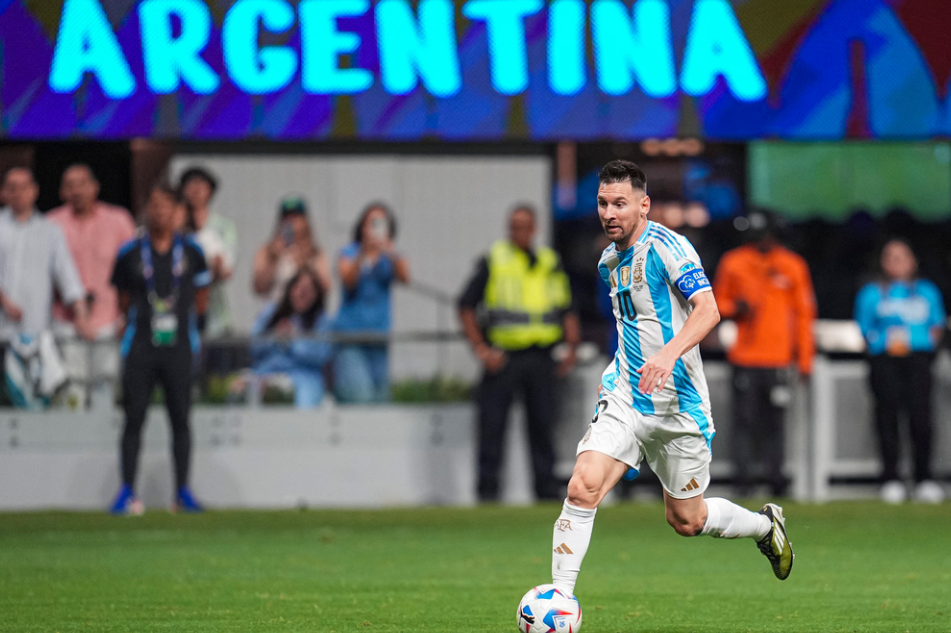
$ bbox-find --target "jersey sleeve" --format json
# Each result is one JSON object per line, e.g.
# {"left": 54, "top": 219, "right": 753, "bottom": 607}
{"left": 658, "top": 235, "right": 711, "bottom": 301}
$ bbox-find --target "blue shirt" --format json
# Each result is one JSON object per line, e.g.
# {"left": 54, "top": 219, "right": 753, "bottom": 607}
{"left": 334, "top": 243, "right": 395, "bottom": 334}
{"left": 854, "top": 279, "right": 946, "bottom": 355}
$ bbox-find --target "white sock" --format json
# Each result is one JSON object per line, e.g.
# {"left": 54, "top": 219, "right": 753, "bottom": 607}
{"left": 551, "top": 501, "right": 597, "bottom": 593}
{"left": 701, "top": 497, "right": 770, "bottom": 540}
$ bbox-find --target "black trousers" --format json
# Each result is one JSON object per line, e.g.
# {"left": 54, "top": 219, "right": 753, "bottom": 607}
{"left": 731, "top": 366, "right": 791, "bottom": 496}
{"left": 868, "top": 353, "right": 934, "bottom": 483}
{"left": 121, "top": 342, "right": 193, "bottom": 490}
{"left": 476, "top": 347, "right": 559, "bottom": 501}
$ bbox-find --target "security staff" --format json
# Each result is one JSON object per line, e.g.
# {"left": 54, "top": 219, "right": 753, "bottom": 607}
{"left": 458, "top": 205, "right": 580, "bottom": 502}
{"left": 108, "top": 184, "right": 211, "bottom": 515}
{"left": 713, "top": 211, "right": 816, "bottom": 497}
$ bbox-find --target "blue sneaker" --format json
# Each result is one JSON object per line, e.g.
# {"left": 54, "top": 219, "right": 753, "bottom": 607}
{"left": 172, "top": 486, "right": 204, "bottom": 513}
{"left": 110, "top": 485, "right": 144, "bottom": 516}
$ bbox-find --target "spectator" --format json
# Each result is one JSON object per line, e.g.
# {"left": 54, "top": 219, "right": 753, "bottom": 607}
{"left": 333, "top": 202, "right": 409, "bottom": 403}
{"left": 458, "top": 205, "right": 579, "bottom": 502}
{"left": 713, "top": 210, "right": 816, "bottom": 497}
{"left": 854, "top": 239, "right": 946, "bottom": 504}
{"left": 250, "top": 267, "right": 332, "bottom": 408}
{"left": 253, "top": 196, "right": 332, "bottom": 302}
{"left": 179, "top": 166, "right": 237, "bottom": 339}
{"left": 109, "top": 183, "right": 211, "bottom": 515}
{"left": 0, "top": 166, "right": 89, "bottom": 346}
{"left": 47, "top": 163, "right": 136, "bottom": 406}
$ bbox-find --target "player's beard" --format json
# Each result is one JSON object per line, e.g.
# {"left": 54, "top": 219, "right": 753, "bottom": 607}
{"left": 603, "top": 217, "right": 645, "bottom": 249}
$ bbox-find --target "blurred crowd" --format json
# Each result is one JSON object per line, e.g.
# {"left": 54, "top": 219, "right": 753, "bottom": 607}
{"left": 0, "top": 164, "right": 410, "bottom": 411}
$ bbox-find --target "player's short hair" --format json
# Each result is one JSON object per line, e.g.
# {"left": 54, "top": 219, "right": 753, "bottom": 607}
{"left": 599, "top": 160, "right": 648, "bottom": 193}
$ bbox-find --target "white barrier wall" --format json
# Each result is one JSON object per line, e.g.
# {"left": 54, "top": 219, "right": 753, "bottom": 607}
{"left": 0, "top": 405, "right": 502, "bottom": 511}
{"left": 3, "top": 357, "right": 950, "bottom": 510}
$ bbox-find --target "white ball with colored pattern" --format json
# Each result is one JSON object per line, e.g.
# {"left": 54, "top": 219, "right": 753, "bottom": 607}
{"left": 516, "top": 584, "right": 582, "bottom": 633}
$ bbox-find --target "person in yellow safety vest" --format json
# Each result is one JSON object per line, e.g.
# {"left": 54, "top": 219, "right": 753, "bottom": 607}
{"left": 458, "top": 205, "right": 581, "bottom": 502}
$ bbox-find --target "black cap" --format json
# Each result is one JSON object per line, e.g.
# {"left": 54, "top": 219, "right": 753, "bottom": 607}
{"left": 279, "top": 196, "right": 307, "bottom": 218}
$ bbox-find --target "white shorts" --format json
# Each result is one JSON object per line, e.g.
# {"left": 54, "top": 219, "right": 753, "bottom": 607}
{"left": 576, "top": 391, "right": 715, "bottom": 499}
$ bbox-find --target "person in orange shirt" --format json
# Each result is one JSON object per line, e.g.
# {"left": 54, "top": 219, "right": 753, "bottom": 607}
{"left": 713, "top": 211, "right": 816, "bottom": 497}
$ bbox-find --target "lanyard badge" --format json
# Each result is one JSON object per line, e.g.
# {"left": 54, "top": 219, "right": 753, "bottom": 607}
{"left": 141, "top": 234, "right": 184, "bottom": 347}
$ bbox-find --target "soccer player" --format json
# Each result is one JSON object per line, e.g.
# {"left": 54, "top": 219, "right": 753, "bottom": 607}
{"left": 549, "top": 161, "right": 793, "bottom": 596}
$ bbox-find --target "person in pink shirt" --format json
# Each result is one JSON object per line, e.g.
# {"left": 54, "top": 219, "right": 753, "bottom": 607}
{"left": 47, "top": 164, "right": 136, "bottom": 407}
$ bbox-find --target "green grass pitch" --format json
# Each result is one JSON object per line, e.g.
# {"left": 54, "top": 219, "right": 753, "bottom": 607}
{"left": 1, "top": 501, "right": 949, "bottom": 632}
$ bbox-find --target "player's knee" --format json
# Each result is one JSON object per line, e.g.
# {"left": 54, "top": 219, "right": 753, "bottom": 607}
{"left": 566, "top": 472, "right": 603, "bottom": 509}
{"left": 666, "top": 507, "right": 705, "bottom": 537}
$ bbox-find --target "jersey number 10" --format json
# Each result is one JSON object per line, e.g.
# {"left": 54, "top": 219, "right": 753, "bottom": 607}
{"left": 615, "top": 291, "right": 637, "bottom": 321}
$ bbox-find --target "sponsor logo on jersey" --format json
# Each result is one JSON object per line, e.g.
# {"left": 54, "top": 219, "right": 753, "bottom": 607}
{"left": 676, "top": 268, "right": 710, "bottom": 298}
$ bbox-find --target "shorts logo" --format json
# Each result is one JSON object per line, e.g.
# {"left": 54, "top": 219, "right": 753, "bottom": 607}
{"left": 680, "top": 477, "right": 700, "bottom": 492}
{"left": 619, "top": 266, "right": 630, "bottom": 287}
{"left": 581, "top": 427, "right": 592, "bottom": 444}
{"left": 555, "top": 519, "right": 573, "bottom": 532}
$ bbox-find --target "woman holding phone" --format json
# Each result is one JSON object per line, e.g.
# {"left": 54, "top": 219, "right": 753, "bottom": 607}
{"left": 333, "top": 202, "right": 410, "bottom": 403}
{"left": 252, "top": 196, "right": 332, "bottom": 302}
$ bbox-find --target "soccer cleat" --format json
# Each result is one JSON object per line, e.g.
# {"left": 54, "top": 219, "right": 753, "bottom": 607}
{"left": 171, "top": 486, "right": 204, "bottom": 513}
{"left": 756, "top": 503, "right": 793, "bottom": 580}
{"left": 109, "top": 485, "right": 144, "bottom": 516}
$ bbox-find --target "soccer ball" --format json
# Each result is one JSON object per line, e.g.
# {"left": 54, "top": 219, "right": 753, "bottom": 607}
{"left": 516, "top": 584, "right": 582, "bottom": 633}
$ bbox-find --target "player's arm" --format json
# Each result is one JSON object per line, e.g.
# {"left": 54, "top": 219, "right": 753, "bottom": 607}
{"left": 636, "top": 290, "right": 720, "bottom": 395}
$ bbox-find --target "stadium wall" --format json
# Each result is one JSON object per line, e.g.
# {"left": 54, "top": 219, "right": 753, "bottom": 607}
{"left": 3, "top": 357, "right": 950, "bottom": 510}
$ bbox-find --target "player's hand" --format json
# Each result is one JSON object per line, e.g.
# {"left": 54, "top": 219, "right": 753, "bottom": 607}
{"left": 636, "top": 351, "right": 676, "bottom": 395}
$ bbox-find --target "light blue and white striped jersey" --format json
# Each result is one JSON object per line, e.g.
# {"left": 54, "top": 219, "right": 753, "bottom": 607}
{"left": 598, "top": 221, "right": 713, "bottom": 418}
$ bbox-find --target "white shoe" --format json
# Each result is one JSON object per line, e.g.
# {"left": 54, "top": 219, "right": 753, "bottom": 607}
{"left": 880, "top": 480, "right": 906, "bottom": 504}
{"left": 914, "top": 480, "right": 945, "bottom": 504}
